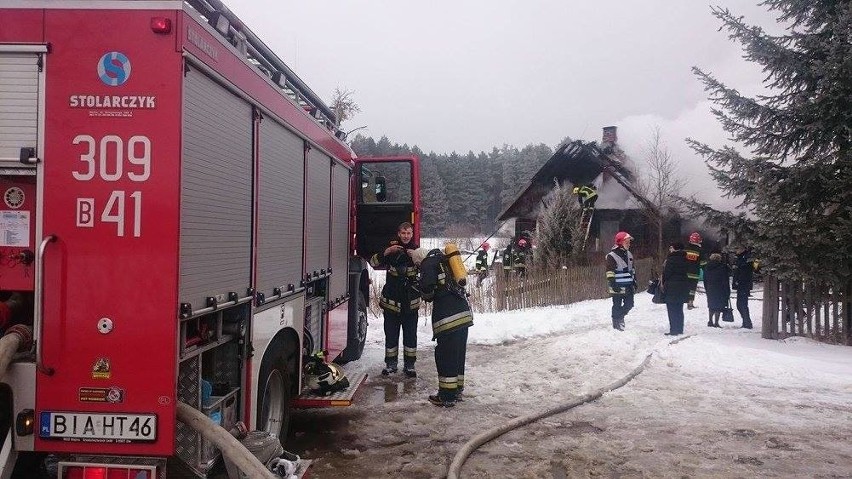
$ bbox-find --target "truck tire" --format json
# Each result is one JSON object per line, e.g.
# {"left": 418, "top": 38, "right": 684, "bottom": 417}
{"left": 339, "top": 291, "right": 368, "bottom": 363}
{"left": 256, "top": 338, "right": 296, "bottom": 445}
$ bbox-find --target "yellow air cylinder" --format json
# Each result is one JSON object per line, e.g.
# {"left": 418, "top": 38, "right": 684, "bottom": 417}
{"left": 443, "top": 243, "right": 467, "bottom": 287}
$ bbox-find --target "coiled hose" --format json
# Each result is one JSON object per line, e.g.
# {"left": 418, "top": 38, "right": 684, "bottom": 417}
{"left": 447, "top": 335, "right": 693, "bottom": 479}
{"left": 0, "top": 325, "right": 33, "bottom": 383}
{"left": 176, "top": 402, "right": 277, "bottom": 479}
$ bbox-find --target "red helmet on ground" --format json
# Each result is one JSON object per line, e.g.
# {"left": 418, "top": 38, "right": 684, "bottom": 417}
{"left": 481, "top": 242, "right": 490, "bottom": 251}
{"left": 614, "top": 231, "right": 633, "bottom": 246}
{"left": 689, "top": 232, "right": 702, "bottom": 244}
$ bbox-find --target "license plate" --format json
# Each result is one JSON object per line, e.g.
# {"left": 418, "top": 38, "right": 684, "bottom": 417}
{"left": 40, "top": 412, "right": 157, "bottom": 443}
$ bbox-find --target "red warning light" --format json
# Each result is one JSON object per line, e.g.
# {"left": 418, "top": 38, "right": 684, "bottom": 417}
{"left": 151, "top": 17, "right": 172, "bottom": 34}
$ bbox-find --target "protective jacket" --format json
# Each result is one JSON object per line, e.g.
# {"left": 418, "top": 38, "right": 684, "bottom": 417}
{"left": 577, "top": 185, "right": 598, "bottom": 207}
{"left": 370, "top": 239, "right": 421, "bottom": 313}
{"left": 684, "top": 241, "right": 705, "bottom": 282}
{"left": 501, "top": 245, "right": 513, "bottom": 271}
{"left": 605, "top": 246, "right": 635, "bottom": 295}
{"left": 475, "top": 249, "right": 488, "bottom": 272}
{"left": 418, "top": 250, "right": 474, "bottom": 339}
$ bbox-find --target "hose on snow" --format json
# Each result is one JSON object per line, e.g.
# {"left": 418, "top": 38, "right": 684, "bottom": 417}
{"left": 176, "top": 401, "right": 278, "bottom": 479}
{"left": 447, "top": 334, "right": 694, "bottom": 479}
{"left": 0, "top": 325, "right": 33, "bottom": 383}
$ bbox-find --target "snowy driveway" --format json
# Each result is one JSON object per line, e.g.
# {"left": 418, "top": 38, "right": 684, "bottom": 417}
{"left": 288, "top": 292, "right": 852, "bottom": 478}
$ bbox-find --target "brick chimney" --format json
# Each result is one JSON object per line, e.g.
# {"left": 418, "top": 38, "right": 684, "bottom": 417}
{"left": 602, "top": 126, "right": 618, "bottom": 145}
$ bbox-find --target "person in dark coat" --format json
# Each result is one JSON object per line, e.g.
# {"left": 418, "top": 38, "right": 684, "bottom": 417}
{"left": 703, "top": 253, "right": 731, "bottom": 327}
{"left": 731, "top": 245, "right": 754, "bottom": 329}
{"left": 662, "top": 242, "right": 690, "bottom": 335}
{"left": 411, "top": 247, "right": 474, "bottom": 407}
{"left": 369, "top": 222, "right": 421, "bottom": 377}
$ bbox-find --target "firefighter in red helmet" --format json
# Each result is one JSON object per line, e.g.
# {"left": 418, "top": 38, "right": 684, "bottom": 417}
{"left": 684, "top": 231, "right": 706, "bottom": 310}
{"left": 475, "top": 242, "right": 490, "bottom": 286}
{"left": 605, "top": 231, "right": 636, "bottom": 331}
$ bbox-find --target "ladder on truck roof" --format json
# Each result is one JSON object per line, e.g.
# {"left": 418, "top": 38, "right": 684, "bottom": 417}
{"left": 184, "top": 0, "right": 343, "bottom": 137}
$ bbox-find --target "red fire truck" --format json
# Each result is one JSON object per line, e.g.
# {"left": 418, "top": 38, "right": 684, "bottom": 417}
{"left": 0, "top": 0, "right": 420, "bottom": 477}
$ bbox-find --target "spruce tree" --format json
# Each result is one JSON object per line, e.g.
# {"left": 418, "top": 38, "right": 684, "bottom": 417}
{"left": 535, "top": 182, "right": 584, "bottom": 268}
{"left": 688, "top": 1, "right": 852, "bottom": 282}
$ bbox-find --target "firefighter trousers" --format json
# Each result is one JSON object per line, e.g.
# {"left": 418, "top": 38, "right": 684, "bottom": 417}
{"left": 434, "top": 327, "right": 469, "bottom": 400}
{"left": 383, "top": 308, "right": 418, "bottom": 367}
{"left": 611, "top": 293, "right": 634, "bottom": 324}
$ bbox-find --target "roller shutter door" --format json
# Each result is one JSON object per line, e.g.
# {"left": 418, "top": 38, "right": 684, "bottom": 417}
{"left": 257, "top": 117, "right": 305, "bottom": 297}
{"left": 328, "top": 162, "right": 351, "bottom": 302}
{"left": 304, "top": 148, "right": 331, "bottom": 278}
{"left": 180, "top": 67, "right": 253, "bottom": 310}
{"left": 0, "top": 52, "right": 39, "bottom": 161}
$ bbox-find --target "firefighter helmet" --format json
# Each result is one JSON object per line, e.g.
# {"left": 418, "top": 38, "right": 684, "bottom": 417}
{"left": 481, "top": 242, "right": 490, "bottom": 251}
{"left": 614, "top": 231, "right": 633, "bottom": 246}
{"left": 689, "top": 232, "right": 702, "bottom": 244}
{"left": 304, "top": 354, "right": 350, "bottom": 396}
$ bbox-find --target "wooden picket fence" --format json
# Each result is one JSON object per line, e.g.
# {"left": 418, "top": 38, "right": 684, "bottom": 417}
{"left": 761, "top": 276, "right": 852, "bottom": 345}
{"left": 466, "top": 257, "right": 656, "bottom": 312}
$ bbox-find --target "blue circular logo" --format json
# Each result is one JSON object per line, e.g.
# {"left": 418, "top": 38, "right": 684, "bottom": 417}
{"left": 97, "top": 52, "right": 131, "bottom": 86}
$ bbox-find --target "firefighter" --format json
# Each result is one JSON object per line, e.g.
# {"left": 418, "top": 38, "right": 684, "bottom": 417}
{"left": 512, "top": 237, "right": 530, "bottom": 276}
{"left": 475, "top": 242, "right": 490, "bottom": 286}
{"left": 573, "top": 184, "right": 598, "bottom": 210}
{"left": 501, "top": 243, "right": 514, "bottom": 279}
{"left": 606, "top": 231, "right": 636, "bottom": 331}
{"left": 684, "top": 232, "right": 707, "bottom": 310}
{"left": 369, "top": 222, "right": 421, "bottom": 377}
{"left": 410, "top": 247, "right": 473, "bottom": 407}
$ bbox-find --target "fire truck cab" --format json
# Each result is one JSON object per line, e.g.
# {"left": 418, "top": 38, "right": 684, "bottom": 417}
{"left": 0, "top": 0, "right": 419, "bottom": 477}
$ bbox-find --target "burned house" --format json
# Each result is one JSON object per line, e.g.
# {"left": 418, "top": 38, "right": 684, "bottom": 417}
{"left": 498, "top": 127, "right": 679, "bottom": 256}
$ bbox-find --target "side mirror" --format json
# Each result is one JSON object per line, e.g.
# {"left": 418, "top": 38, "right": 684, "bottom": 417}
{"left": 375, "top": 175, "right": 387, "bottom": 202}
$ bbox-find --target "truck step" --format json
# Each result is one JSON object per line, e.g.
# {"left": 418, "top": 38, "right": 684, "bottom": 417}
{"left": 292, "top": 372, "right": 367, "bottom": 408}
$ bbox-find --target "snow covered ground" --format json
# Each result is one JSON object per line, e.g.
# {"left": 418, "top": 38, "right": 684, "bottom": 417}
{"left": 288, "top": 286, "right": 852, "bottom": 478}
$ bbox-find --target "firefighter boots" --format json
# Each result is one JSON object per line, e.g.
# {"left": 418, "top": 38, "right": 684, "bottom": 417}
{"left": 403, "top": 364, "right": 417, "bottom": 378}
{"left": 381, "top": 364, "right": 397, "bottom": 376}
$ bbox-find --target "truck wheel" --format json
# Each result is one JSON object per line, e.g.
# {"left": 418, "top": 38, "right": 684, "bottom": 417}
{"left": 256, "top": 340, "right": 295, "bottom": 444}
{"left": 339, "top": 291, "right": 368, "bottom": 363}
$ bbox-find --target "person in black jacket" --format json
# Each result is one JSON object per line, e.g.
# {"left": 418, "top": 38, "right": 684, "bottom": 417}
{"left": 411, "top": 247, "right": 474, "bottom": 407}
{"left": 369, "top": 222, "right": 421, "bottom": 377}
{"left": 662, "top": 242, "right": 690, "bottom": 335}
{"left": 703, "top": 253, "right": 731, "bottom": 327}
{"left": 684, "top": 232, "right": 706, "bottom": 310}
{"left": 731, "top": 245, "right": 754, "bottom": 329}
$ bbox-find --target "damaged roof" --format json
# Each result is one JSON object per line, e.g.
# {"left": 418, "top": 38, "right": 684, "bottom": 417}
{"left": 497, "top": 140, "right": 656, "bottom": 221}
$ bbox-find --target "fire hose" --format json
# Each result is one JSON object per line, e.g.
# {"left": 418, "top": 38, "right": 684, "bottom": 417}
{"left": 176, "top": 401, "right": 278, "bottom": 479}
{"left": 0, "top": 325, "right": 33, "bottom": 383}
{"left": 447, "top": 335, "right": 694, "bottom": 479}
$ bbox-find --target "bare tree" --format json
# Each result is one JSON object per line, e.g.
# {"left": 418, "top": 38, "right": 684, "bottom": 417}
{"left": 329, "top": 87, "right": 360, "bottom": 126}
{"left": 637, "top": 126, "right": 687, "bottom": 258}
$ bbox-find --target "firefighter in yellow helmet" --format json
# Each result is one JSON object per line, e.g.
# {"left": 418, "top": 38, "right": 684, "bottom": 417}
{"left": 573, "top": 184, "right": 598, "bottom": 210}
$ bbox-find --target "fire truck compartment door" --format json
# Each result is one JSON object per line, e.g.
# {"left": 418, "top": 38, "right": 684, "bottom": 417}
{"left": 180, "top": 66, "right": 253, "bottom": 310}
{"left": 0, "top": 51, "right": 40, "bottom": 163}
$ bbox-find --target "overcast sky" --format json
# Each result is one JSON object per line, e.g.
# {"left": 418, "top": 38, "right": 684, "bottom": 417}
{"left": 227, "top": 1, "right": 782, "bottom": 208}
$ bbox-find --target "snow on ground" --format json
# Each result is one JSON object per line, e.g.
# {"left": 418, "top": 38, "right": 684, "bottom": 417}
{"left": 288, "top": 285, "right": 852, "bottom": 478}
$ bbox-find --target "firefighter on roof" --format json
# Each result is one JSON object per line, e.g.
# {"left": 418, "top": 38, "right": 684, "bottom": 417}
{"left": 573, "top": 184, "right": 598, "bottom": 210}
{"left": 606, "top": 231, "right": 636, "bottom": 331}
{"left": 410, "top": 247, "right": 473, "bottom": 408}
{"left": 475, "top": 242, "right": 490, "bottom": 286}
{"left": 370, "top": 222, "right": 421, "bottom": 377}
{"left": 684, "top": 232, "right": 707, "bottom": 310}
